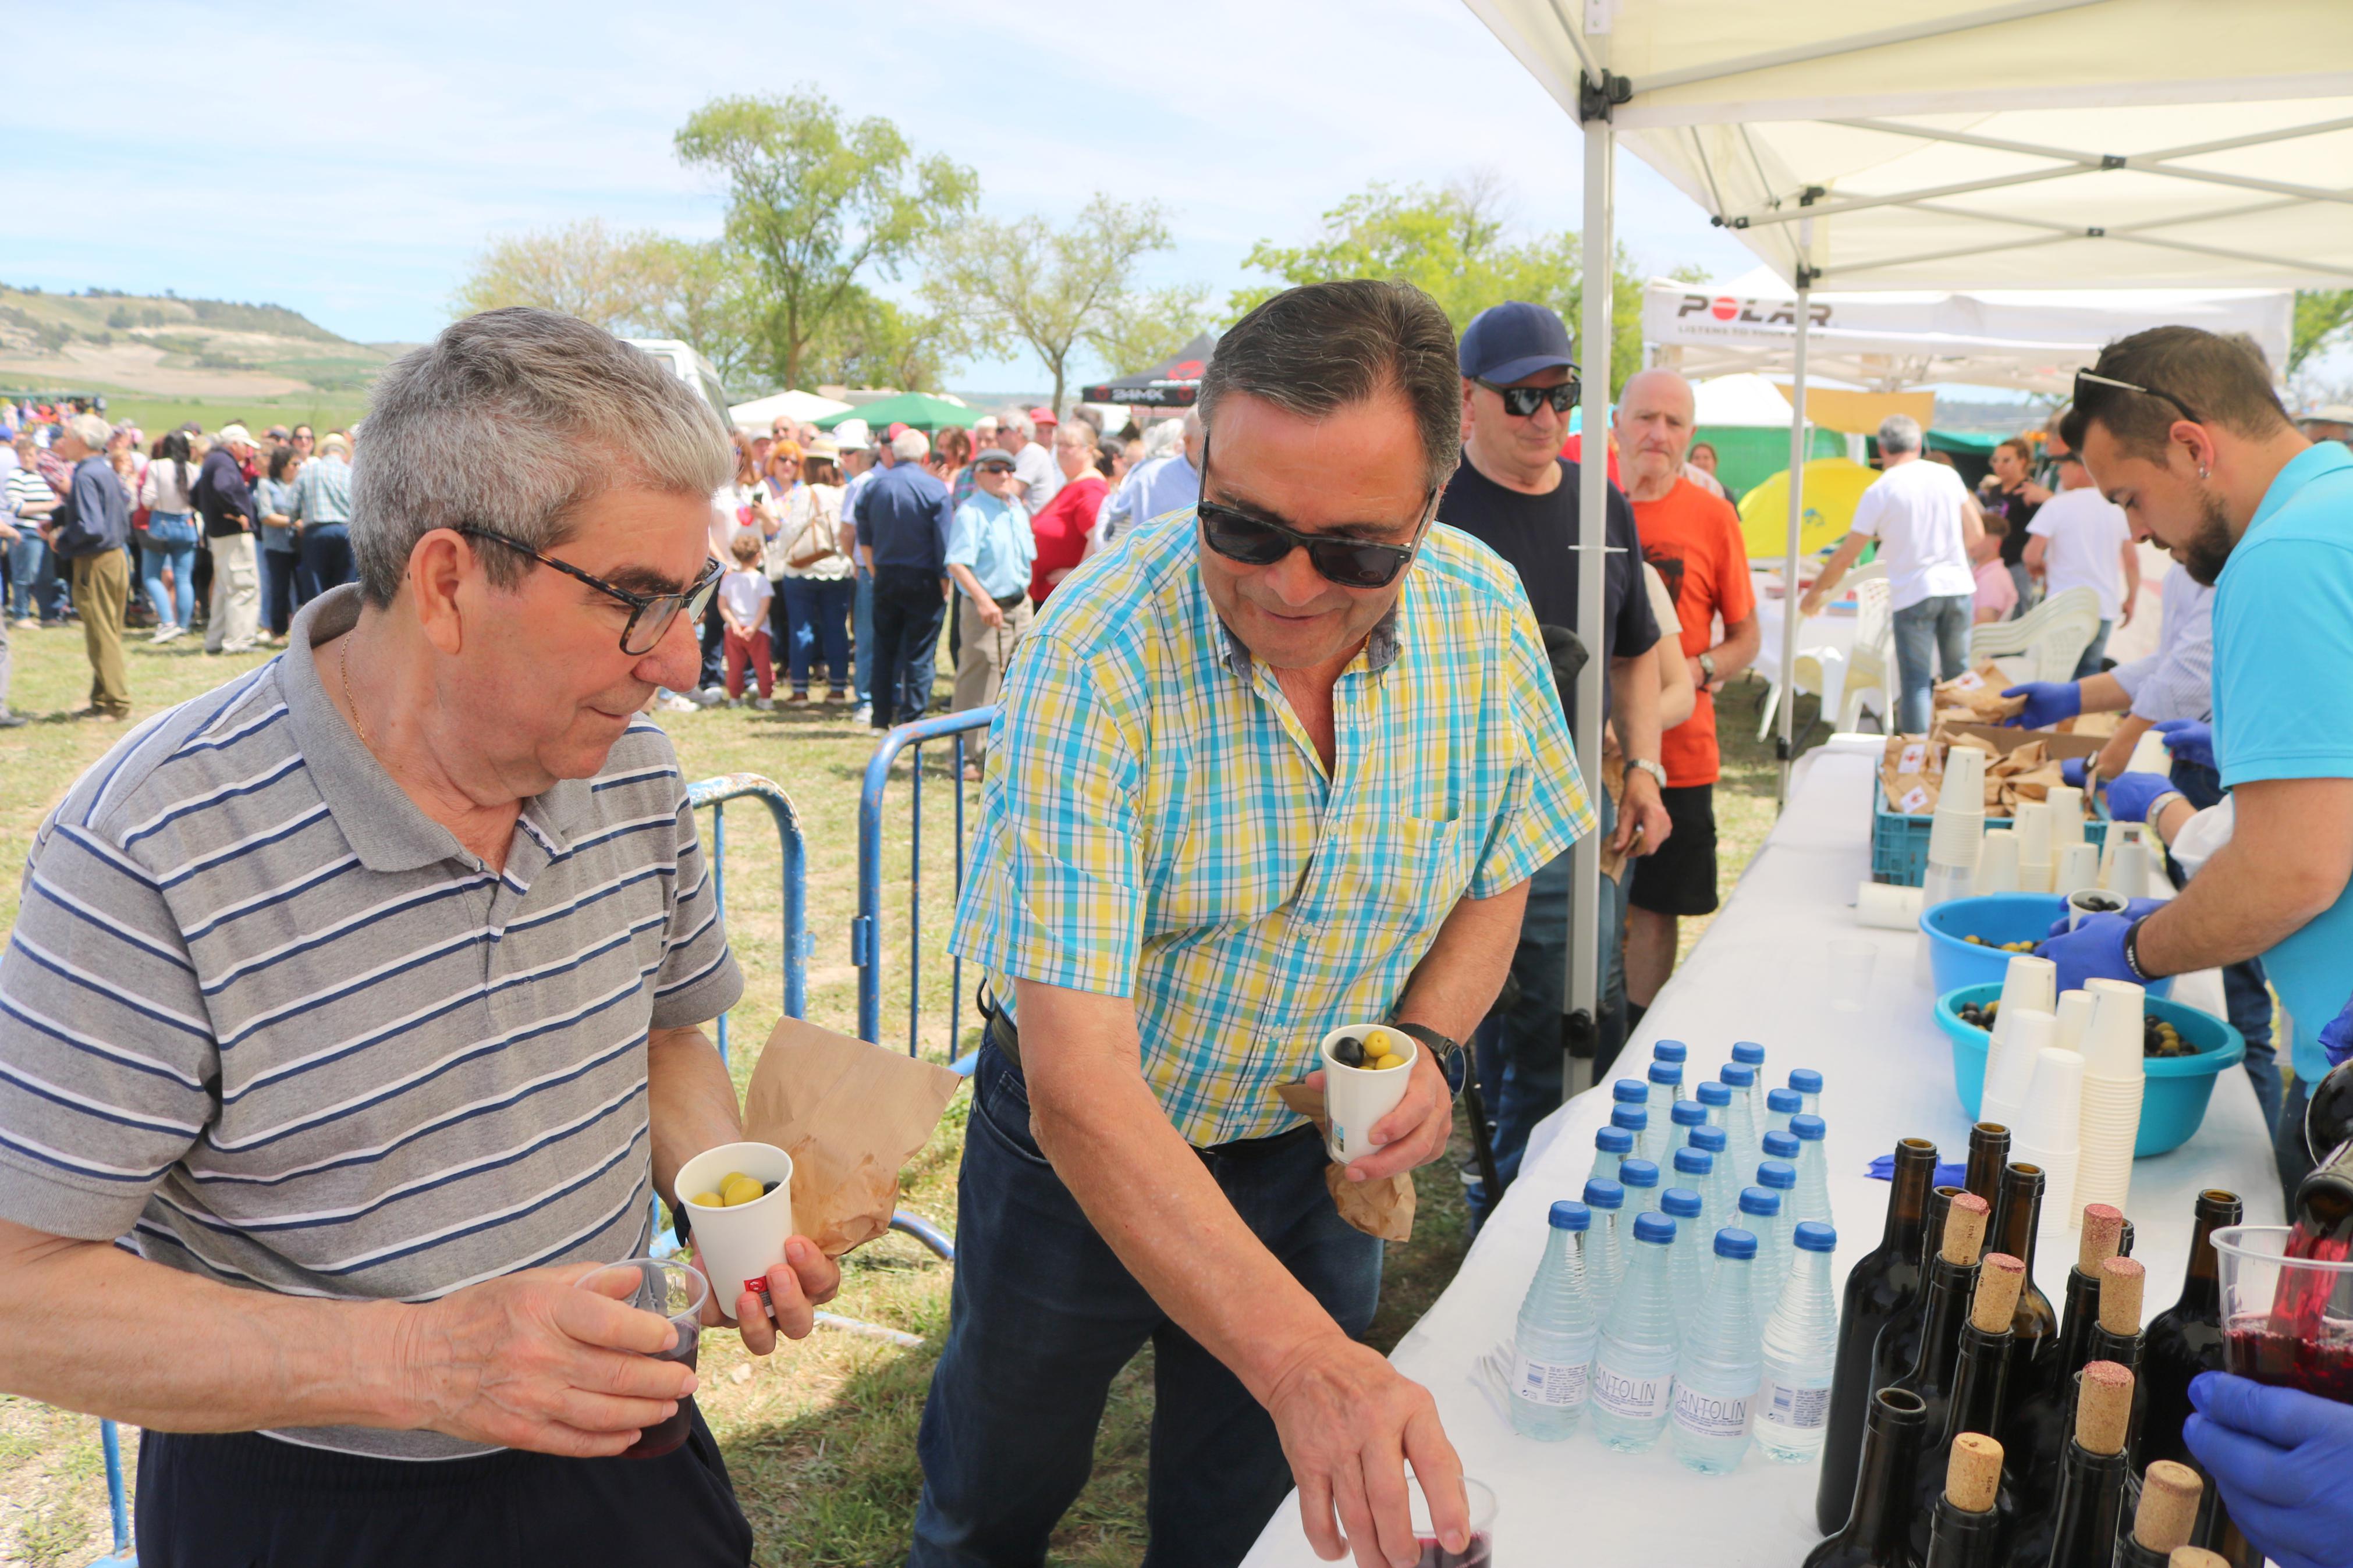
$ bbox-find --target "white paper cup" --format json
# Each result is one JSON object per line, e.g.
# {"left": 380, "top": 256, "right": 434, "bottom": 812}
{"left": 2106, "top": 837, "right": 2153, "bottom": 899}
{"left": 1856, "top": 880, "right": 1924, "bottom": 930}
{"left": 2054, "top": 844, "right": 2104, "bottom": 899}
{"left": 2066, "top": 884, "right": 2125, "bottom": 927}
{"left": 2081, "top": 979, "right": 2147, "bottom": 1079}
{"left": 1320, "top": 1025, "right": 1418, "bottom": 1163}
{"left": 2053, "top": 990, "right": 2097, "bottom": 1057}
{"left": 675, "top": 1140, "right": 796, "bottom": 1322}
{"left": 2015, "top": 1047, "right": 2085, "bottom": 1154}
{"left": 2047, "top": 785, "right": 2086, "bottom": 847}
{"left": 2016, "top": 800, "right": 2053, "bottom": 869}
{"left": 1982, "top": 1006, "right": 2054, "bottom": 1133}
{"left": 1944, "top": 744, "right": 1989, "bottom": 804}
{"left": 1928, "top": 806, "right": 1985, "bottom": 870}
{"left": 1976, "top": 830, "right": 2020, "bottom": 895}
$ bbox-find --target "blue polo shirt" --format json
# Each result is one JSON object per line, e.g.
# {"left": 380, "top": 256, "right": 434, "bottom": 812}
{"left": 2210, "top": 440, "right": 2353, "bottom": 1079}
{"left": 945, "top": 492, "right": 1035, "bottom": 602}
{"left": 858, "top": 461, "right": 953, "bottom": 574}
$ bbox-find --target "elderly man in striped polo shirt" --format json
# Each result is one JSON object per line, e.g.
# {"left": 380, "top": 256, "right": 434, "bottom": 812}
{"left": 0, "top": 308, "right": 837, "bottom": 1567}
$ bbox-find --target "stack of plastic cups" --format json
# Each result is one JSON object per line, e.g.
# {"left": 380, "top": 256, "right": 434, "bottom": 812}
{"left": 2100, "top": 820, "right": 2149, "bottom": 890}
{"left": 2107, "top": 829, "right": 2154, "bottom": 899}
{"left": 2009, "top": 1045, "right": 2085, "bottom": 1221}
{"left": 1979, "top": 954, "right": 2057, "bottom": 1129}
{"left": 2074, "top": 978, "right": 2146, "bottom": 1224}
{"left": 1923, "top": 746, "right": 1988, "bottom": 911}
{"left": 2053, "top": 990, "right": 2097, "bottom": 1057}
{"left": 1977, "top": 829, "right": 2021, "bottom": 894}
{"left": 1982, "top": 1007, "right": 2058, "bottom": 1135}
{"left": 2015, "top": 799, "right": 2054, "bottom": 893}
{"left": 2048, "top": 785, "right": 2086, "bottom": 854}
{"left": 2053, "top": 841, "right": 2102, "bottom": 897}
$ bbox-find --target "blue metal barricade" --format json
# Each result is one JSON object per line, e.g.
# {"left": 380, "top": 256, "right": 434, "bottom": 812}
{"left": 852, "top": 708, "right": 997, "bottom": 1070}
{"left": 685, "top": 772, "right": 811, "bottom": 1062}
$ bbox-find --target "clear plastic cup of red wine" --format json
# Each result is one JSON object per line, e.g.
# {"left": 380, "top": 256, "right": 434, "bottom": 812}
{"left": 2214, "top": 1224, "right": 2353, "bottom": 1405}
{"left": 579, "top": 1256, "right": 711, "bottom": 1458}
{"left": 1406, "top": 1474, "right": 1497, "bottom": 1568}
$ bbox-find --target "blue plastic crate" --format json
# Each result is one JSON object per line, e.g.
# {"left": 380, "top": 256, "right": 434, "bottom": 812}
{"left": 1869, "top": 776, "right": 2109, "bottom": 886}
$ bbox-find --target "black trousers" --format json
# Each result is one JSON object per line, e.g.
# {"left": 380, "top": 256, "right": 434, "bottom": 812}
{"left": 134, "top": 1402, "right": 752, "bottom": 1568}
{"left": 869, "top": 564, "right": 947, "bottom": 728}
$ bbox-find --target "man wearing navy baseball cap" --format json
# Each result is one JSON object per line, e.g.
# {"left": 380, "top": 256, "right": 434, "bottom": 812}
{"left": 1437, "top": 299, "right": 1669, "bottom": 1223}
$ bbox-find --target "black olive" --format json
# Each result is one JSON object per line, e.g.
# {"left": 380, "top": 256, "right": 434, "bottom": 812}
{"left": 763, "top": 1181, "right": 779, "bottom": 1196}
{"left": 1332, "top": 1036, "right": 1365, "bottom": 1068}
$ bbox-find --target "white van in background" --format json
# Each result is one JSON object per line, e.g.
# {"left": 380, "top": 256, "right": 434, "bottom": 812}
{"left": 624, "top": 339, "right": 732, "bottom": 429}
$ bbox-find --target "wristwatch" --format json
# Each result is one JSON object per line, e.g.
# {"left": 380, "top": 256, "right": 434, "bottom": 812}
{"left": 1698, "top": 651, "right": 1718, "bottom": 684}
{"left": 1388, "top": 1021, "right": 1468, "bottom": 1094}
{"left": 1629, "top": 758, "right": 1669, "bottom": 792}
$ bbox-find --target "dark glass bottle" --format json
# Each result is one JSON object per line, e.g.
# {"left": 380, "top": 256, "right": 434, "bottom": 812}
{"left": 1866, "top": 1186, "right": 1969, "bottom": 1428}
{"left": 1993, "top": 1163, "right": 2056, "bottom": 1381}
{"left": 2085, "top": 1258, "right": 2147, "bottom": 1467}
{"left": 1910, "top": 1261, "right": 2023, "bottom": 1565}
{"left": 2000, "top": 1205, "right": 2125, "bottom": 1567}
{"left": 2114, "top": 1461, "right": 2204, "bottom": 1568}
{"left": 1805, "top": 1387, "right": 1930, "bottom": 1568}
{"left": 1924, "top": 1445, "right": 2006, "bottom": 1568}
{"left": 1816, "top": 1137, "right": 1941, "bottom": 1535}
{"left": 1882, "top": 1192, "right": 1988, "bottom": 1471}
{"left": 2139, "top": 1190, "right": 2240, "bottom": 1473}
{"left": 2017, "top": 1359, "right": 2132, "bottom": 1568}
{"left": 1965, "top": 1122, "right": 2010, "bottom": 1214}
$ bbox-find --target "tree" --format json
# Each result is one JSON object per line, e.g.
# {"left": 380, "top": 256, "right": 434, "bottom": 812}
{"left": 2290, "top": 289, "right": 2353, "bottom": 376}
{"left": 1086, "top": 283, "right": 1215, "bottom": 383}
{"left": 922, "top": 194, "right": 1194, "bottom": 413}
{"left": 1233, "top": 173, "right": 1658, "bottom": 394}
{"left": 675, "top": 89, "right": 977, "bottom": 390}
{"left": 453, "top": 218, "right": 673, "bottom": 329}
{"left": 800, "top": 289, "right": 957, "bottom": 394}
{"left": 633, "top": 238, "right": 761, "bottom": 388}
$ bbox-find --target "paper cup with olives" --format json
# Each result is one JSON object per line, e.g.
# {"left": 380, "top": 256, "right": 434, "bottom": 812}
{"left": 675, "top": 1140, "right": 796, "bottom": 1322}
{"left": 1319, "top": 1025, "right": 1419, "bottom": 1164}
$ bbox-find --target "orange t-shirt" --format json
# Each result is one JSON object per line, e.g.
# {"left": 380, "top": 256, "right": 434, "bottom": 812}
{"left": 1632, "top": 477, "right": 1755, "bottom": 787}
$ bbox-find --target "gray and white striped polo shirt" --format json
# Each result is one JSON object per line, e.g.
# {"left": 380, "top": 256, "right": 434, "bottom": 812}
{"left": 0, "top": 586, "right": 740, "bottom": 1459}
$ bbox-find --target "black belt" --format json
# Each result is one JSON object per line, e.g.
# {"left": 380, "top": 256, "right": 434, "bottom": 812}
{"left": 991, "top": 591, "right": 1027, "bottom": 610}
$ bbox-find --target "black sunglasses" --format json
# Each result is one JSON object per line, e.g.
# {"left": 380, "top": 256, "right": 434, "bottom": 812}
{"left": 457, "top": 525, "right": 722, "bottom": 657}
{"left": 2073, "top": 368, "right": 2202, "bottom": 429}
{"left": 1194, "top": 440, "right": 1429, "bottom": 589}
{"left": 1472, "top": 376, "right": 1581, "bottom": 418}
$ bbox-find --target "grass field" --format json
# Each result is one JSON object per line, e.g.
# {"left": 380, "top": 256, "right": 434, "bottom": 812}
{"left": 0, "top": 620, "right": 1817, "bottom": 1566}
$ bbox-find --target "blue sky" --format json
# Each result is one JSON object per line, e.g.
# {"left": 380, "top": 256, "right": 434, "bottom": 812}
{"left": 1, "top": 0, "right": 1761, "bottom": 392}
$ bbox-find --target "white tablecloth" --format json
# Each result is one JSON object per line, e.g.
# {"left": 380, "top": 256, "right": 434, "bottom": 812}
{"left": 1243, "top": 748, "right": 2282, "bottom": 1567}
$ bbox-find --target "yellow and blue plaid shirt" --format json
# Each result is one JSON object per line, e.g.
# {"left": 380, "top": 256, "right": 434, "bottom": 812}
{"left": 950, "top": 510, "right": 1592, "bottom": 1146}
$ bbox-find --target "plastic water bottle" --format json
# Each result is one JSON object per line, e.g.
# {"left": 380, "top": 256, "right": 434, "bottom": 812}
{"left": 1765, "top": 1086, "right": 1804, "bottom": 1140}
{"left": 1662, "top": 1186, "right": 1711, "bottom": 1335}
{"left": 1756, "top": 1220, "right": 1840, "bottom": 1464}
{"left": 1720, "top": 1062, "right": 1763, "bottom": 1179}
{"left": 1588, "top": 1125, "right": 1633, "bottom": 1189}
{"left": 1610, "top": 1104, "right": 1651, "bottom": 1167}
{"left": 1617, "top": 1157, "right": 1660, "bottom": 1211}
{"left": 1591, "top": 1210, "right": 1681, "bottom": 1452}
{"left": 1584, "top": 1176, "right": 1627, "bottom": 1315}
{"left": 1740, "top": 1183, "right": 1789, "bottom": 1286}
{"left": 1613, "top": 1078, "right": 1649, "bottom": 1112}
{"left": 1646, "top": 1059, "right": 1684, "bottom": 1127}
{"left": 1653, "top": 1039, "right": 1688, "bottom": 1068}
{"left": 1788, "top": 1111, "right": 1834, "bottom": 1230}
{"left": 1672, "top": 1146, "right": 1716, "bottom": 1230}
{"left": 1761, "top": 1128, "right": 1801, "bottom": 1176}
{"left": 1673, "top": 1227, "right": 1765, "bottom": 1474}
{"left": 1788, "top": 1067, "right": 1823, "bottom": 1117}
{"left": 1731, "top": 1041, "right": 1769, "bottom": 1123}
{"left": 1695, "top": 1079, "right": 1733, "bottom": 1128}
{"left": 1671, "top": 1098, "right": 1710, "bottom": 1143}
{"left": 1753, "top": 1162, "right": 1799, "bottom": 1282}
{"left": 1688, "top": 1125, "right": 1734, "bottom": 1226}
{"left": 1509, "top": 1200, "right": 1600, "bottom": 1439}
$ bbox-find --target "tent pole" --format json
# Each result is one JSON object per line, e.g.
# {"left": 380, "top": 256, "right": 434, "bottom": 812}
{"left": 1775, "top": 267, "right": 1813, "bottom": 811}
{"left": 1566, "top": 91, "right": 1613, "bottom": 1100}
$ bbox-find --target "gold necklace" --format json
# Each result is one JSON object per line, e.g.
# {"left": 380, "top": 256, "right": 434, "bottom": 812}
{"left": 339, "top": 635, "right": 375, "bottom": 753}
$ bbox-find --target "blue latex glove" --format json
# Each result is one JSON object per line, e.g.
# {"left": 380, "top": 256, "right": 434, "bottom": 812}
{"left": 2060, "top": 756, "right": 2089, "bottom": 789}
{"left": 2001, "top": 681, "right": 2081, "bottom": 728}
{"left": 2156, "top": 717, "right": 2215, "bottom": 770}
{"left": 2184, "top": 1372, "right": 2353, "bottom": 1568}
{"left": 2321, "top": 994, "right": 2353, "bottom": 1069}
{"left": 2035, "top": 901, "right": 2167, "bottom": 991}
{"left": 2102, "top": 770, "right": 2175, "bottom": 824}
{"left": 1866, "top": 1153, "right": 1967, "bottom": 1187}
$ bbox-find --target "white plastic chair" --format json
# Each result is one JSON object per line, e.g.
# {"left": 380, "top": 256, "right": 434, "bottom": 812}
{"left": 1755, "top": 562, "right": 1882, "bottom": 739}
{"left": 1838, "top": 574, "right": 1895, "bottom": 731}
{"left": 1969, "top": 586, "right": 2102, "bottom": 685}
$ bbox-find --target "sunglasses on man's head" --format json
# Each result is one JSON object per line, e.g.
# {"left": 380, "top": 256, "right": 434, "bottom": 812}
{"left": 1194, "top": 440, "right": 1429, "bottom": 589}
{"left": 2072, "top": 368, "right": 2203, "bottom": 429}
{"left": 1472, "top": 376, "right": 1581, "bottom": 418}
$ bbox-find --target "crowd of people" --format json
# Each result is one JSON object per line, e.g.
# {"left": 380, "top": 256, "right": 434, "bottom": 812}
{"left": 0, "top": 404, "right": 360, "bottom": 724}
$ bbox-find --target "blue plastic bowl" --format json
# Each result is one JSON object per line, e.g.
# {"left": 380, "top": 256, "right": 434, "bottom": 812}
{"left": 1919, "top": 893, "right": 2175, "bottom": 1000}
{"left": 1935, "top": 982, "right": 2244, "bottom": 1157}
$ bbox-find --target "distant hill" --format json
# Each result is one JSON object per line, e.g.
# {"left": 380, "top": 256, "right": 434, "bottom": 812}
{"left": 0, "top": 284, "right": 391, "bottom": 400}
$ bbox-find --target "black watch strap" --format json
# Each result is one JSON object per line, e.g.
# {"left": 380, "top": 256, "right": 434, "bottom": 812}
{"left": 1390, "top": 1021, "right": 1467, "bottom": 1093}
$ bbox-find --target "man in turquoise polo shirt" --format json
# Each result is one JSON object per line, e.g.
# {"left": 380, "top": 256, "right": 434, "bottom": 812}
{"left": 2039, "top": 325, "right": 2353, "bottom": 1205}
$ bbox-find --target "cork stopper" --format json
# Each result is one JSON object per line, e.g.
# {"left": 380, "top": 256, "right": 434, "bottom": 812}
{"left": 1970, "top": 1252, "right": 2027, "bottom": 1332}
{"left": 2169, "top": 1551, "right": 2231, "bottom": 1568}
{"left": 2133, "top": 1461, "right": 2202, "bottom": 1553}
{"left": 1943, "top": 1191, "right": 1992, "bottom": 1265}
{"left": 2099, "top": 1256, "right": 2147, "bottom": 1335}
{"left": 2078, "top": 1204, "right": 2125, "bottom": 1272}
{"left": 1946, "top": 1433, "right": 2004, "bottom": 1513}
{"left": 2075, "top": 1360, "right": 2135, "bottom": 1456}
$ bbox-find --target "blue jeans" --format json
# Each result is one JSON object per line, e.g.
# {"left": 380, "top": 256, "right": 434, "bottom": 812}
{"left": 2071, "top": 618, "right": 2114, "bottom": 681}
{"left": 853, "top": 566, "right": 875, "bottom": 705}
{"left": 261, "top": 546, "right": 298, "bottom": 635}
{"left": 8, "top": 534, "right": 56, "bottom": 620}
{"left": 296, "top": 524, "right": 354, "bottom": 606}
{"left": 778, "top": 575, "right": 854, "bottom": 694}
{"left": 868, "top": 566, "right": 946, "bottom": 727}
{"left": 1891, "top": 593, "right": 1971, "bottom": 733}
{"left": 141, "top": 513, "right": 201, "bottom": 630}
{"left": 2168, "top": 758, "right": 2283, "bottom": 1135}
{"left": 910, "top": 1045, "right": 1381, "bottom": 1568}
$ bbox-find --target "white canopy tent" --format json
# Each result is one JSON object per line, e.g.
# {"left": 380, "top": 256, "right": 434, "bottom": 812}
{"left": 1690, "top": 370, "right": 1795, "bottom": 425}
{"left": 726, "top": 388, "right": 854, "bottom": 429}
{"left": 1461, "top": 0, "right": 2353, "bottom": 1058}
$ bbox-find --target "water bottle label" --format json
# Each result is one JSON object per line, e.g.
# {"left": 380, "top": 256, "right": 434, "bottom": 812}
{"left": 1590, "top": 1366, "right": 1670, "bottom": 1421}
{"left": 1757, "top": 1377, "right": 1830, "bottom": 1431}
{"left": 1509, "top": 1352, "right": 1589, "bottom": 1409}
{"left": 1671, "top": 1382, "right": 1752, "bottom": 1438}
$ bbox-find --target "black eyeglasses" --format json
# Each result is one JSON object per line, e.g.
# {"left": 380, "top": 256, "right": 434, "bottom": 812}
{"left": 457, "top": 525, "right": 722, "bottom": 656}
{"left": 2074, "top": 368, "right": 2202, "bottom": 428}
{"left": 1472, "top": 376, "right": 1581, "bottom": 418}
{"left": 1194, "top": 440, "right": 1429, "bottom": 590}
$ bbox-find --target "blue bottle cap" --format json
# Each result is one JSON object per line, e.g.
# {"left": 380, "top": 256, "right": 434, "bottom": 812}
{"left": 1648, "top": 1061, "right": 1683, "bottom": 1087}
{"left": 1612, "top": 1105, "right": 1649, "bottom": 1133}
{"left": 1794, "top": 1220, "right": 1838, "bottom": 1252}
{"left": 1671, "top": 1100, "right": 1709, "bottom": 1128}
{"left": 1733, "top": 1041, "right": 1768, "bottom": 1066}
{"left": 1618, "top": 1157, "right": 1660, "bottom": 1190}
{"left": 1584, "top": 1176, "right": 1626, "bottom": 1210}
{"left": 1595, "top": 1125, "right": 1634, "bottom": 1155}
{"left": 1613, "top": 1079, "right": 1650, "bottom": 1104}
{"left": 1762, "top": 1130, "right": 1801, "bottom": 1161}
{"left": 1674, "top": 1147, "right": 1713, "bottom": 1176}
{"left": 1662, "top": 1187, "right": 1702, "bottom": 1218}
{"left": 1720, "top": 1062, "right": 1757, "bottom": 1089}
{"left": 1790, "top": 1068, "right": 1824, "bottom": 1094}
{"left": 1689, "top": 1126, "right": 1728, "bottom": 1154}
{"left": 1696, "top": 1080, "right": 1733, "bottom": 1108}
{"left": 1767, "top": 1087, "right": 1805, "bottom": 1115}
{"left": 1791, "top": 1112, "right": 1827, "bottom": 1142}
{"left": 1740, "top": 1186, "right": 1781, "bottom": 1217}
{"left": 1715, "top": 1227, "right": 1759, "bottom": 1259}
{"left": 1549, "top": 1200, "right": 1592, "bottom": 1232}
{"left": 1759, "top": 1159, "right": 1798, "bottom": 1190}
{"left": 1632, "top": 1211, "right": 1677, "bottom": 1246}
{"left": 1652, "top": 1040, "right": 1688, "bottom": 1064}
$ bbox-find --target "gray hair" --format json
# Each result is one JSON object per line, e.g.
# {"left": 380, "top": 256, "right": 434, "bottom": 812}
{"left": 65, "top": 413, "right": 111, "bottom": 450}
{"left": 350, "top": 307, "right": 730, "bottom": 608}
{"left": 1198, "top": 279, "right": 1460, "bottom": 490}
{"left": 995, "top": 408, "right": 1034, "bottom": 442}
{"left": 891, "top": 428, "right": 929, "bottom": 462}
{"left": 1141, "top": 417, "right": 1187, "bottom": 461}
{"left": 1878, "top": 414, "right": 1923, "bottom": 455}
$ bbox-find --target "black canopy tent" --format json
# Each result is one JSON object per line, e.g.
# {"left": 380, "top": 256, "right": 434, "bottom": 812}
{"left": 1080, "top": 331, "right": 1217, "bottom": 408}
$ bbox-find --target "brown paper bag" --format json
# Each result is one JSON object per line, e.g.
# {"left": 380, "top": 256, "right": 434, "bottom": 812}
{"left": 1933, "top": 664, "right": 2028, "bottom": 724}
{"left": 1880, "top": 734, "right": 1943, "bottom": 816}
{"left": 1275, "top": 1082, "right": 1415, "bottom": 1242}
{"left": 741, "top": 1016, "right": 963, "bottom": 1257}
{"left": 2006, "top": 761, "right": 2067, "bottom": 803}
{"left": 1598, "top": 749, "right": 1629, "bottom": 882}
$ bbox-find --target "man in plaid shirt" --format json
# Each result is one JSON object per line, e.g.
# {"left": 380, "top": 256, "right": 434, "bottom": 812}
{"left": 914, "top": 281, "right": 1591, "bottom": 1568}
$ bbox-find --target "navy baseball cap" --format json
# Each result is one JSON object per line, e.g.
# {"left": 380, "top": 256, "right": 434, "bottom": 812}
{"left": 1458, "top": 300, "right": 1578, "bottom": 385}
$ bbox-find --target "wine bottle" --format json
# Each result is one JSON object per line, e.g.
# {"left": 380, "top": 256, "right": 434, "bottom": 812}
{"left": 1999, "top": 1204, "right": 2125, "bottom": 1567}
{"left": 1816, "top": 1137, "right": 1941, "bottom": 1536}
{"left": 1923, "top": 1433, "right": 2006, "bottom": 1568}
{"left": 1966, "top": 1122, "right": 2011, "bottom": 1214}
{"left": 2085, "top": 1257, "right": 2147, "bottom": 1461}
{"left": 2023, "top": 1359, "right": 2132, "bottom": 1568}
{"left": 1805, "top": 1387, "right": 1930, "bottom": 1568}
{"left": 1872, "top": 1187, "right": 1985, "bottom": 1450}
{"left": 2114, "top": 1461, "right": 2202, "bottom": 1568}
{"left": 1993, "top": 1162, "right": 2057, "bottom": 1384}
{"left": 2139, "top": 1190, "right": 2240, "bottom": 1473}
{"left": 1910, "top": 1253, "right": 2027, "bottom": 1565}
